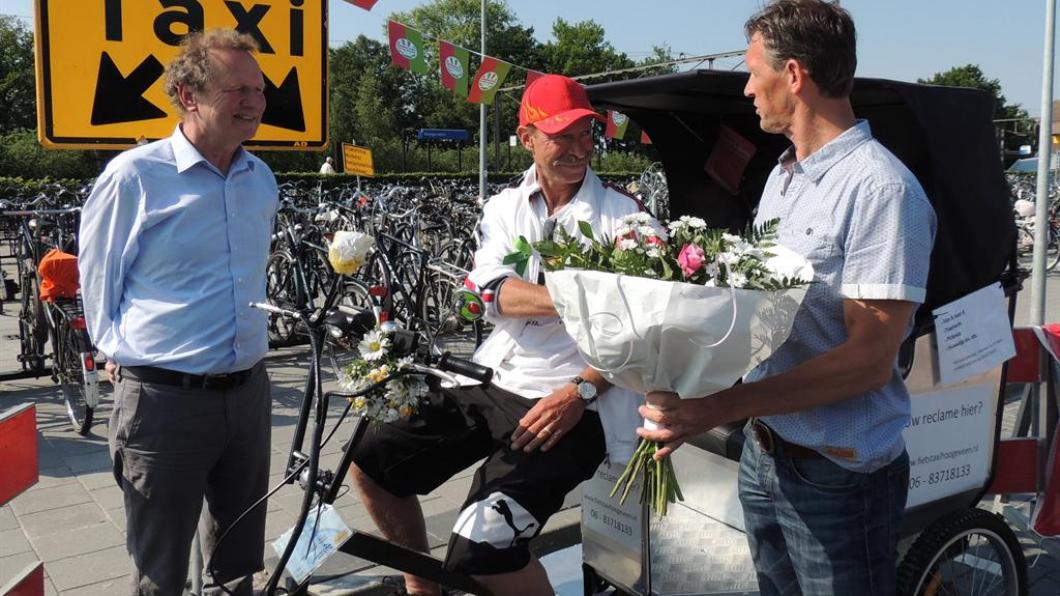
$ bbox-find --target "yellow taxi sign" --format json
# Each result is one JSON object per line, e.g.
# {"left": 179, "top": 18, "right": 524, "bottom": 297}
{"left": 342, "top": 143, "right": 374, "bottom": 177}
{"left": 33, "top": 0, "right": 328, "bottom": 151}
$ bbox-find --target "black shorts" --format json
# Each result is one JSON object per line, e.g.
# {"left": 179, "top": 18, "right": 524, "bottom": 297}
{"left": 350, "top": 384, "right": 606, "bottom": 575}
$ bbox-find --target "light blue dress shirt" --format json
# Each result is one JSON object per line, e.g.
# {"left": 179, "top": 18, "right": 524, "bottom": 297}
{"left": 79, "top": 126, "right": 278, "bottom": 374}
{"left": 746, "top": 121, "right": 937, "bottom": 473}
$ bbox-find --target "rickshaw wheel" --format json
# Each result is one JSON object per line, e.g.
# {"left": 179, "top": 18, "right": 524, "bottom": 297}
{"left": 896, "top": 508, "right": 1027, "bottom": 596}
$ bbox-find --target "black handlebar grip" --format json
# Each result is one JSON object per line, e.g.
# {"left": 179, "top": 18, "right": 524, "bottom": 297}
{"left": 438, "top": 353, "right": 493, "bottom": 385}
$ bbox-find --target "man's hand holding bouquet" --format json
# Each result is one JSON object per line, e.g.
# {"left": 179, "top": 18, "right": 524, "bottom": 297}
{"left": 509, "top": 214, "right": 813, "bottom": 515}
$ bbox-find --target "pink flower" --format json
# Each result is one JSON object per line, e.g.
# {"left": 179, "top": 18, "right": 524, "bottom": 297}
{"left": 677, "top": 243, "right": 706, "bottom": 278}
{"left": 645, "top": 235, "right": 666, "bottom": 248}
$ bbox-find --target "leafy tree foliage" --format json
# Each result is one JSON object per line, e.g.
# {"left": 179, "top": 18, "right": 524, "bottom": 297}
{"left": 918, "top": 64, "right": 1028, "bottom": 120}
{"left": 0, "top": 17, "right": 35, "bottom": 132}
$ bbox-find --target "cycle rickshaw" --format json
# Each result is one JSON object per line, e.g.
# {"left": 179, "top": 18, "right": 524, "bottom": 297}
{"left": 575, "top": 69, "right": 1038, "bottom": 596}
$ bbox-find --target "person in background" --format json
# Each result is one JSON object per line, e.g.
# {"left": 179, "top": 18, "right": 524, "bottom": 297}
{"left": 319, "top": 155, "right": 337, "bottom": 174}
{"left": 79, "top": 28, "right": 278, "bottom": 596}
{"left": 638, "top": 1, "right": 937, "bottom": 594}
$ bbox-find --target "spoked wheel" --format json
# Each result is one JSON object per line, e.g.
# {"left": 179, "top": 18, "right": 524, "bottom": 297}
{"left": 896, "top": 508, "right": 1027, "bottom": 596}
{"left": 53, "top": 323, "right": 95, "bottom": 435}
{"left": 266, "top": 250, "right": 299, "bottom": 347}
{"left": 326, "top": 280, "right": 374, "bottom": 382}
{"left": 18, "top": 270, "right": 48, "bottom": 371}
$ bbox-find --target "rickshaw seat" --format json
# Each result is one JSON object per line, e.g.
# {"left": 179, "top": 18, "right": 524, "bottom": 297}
{"left": 688, "top": 420, "right": 748, "bottom": 463}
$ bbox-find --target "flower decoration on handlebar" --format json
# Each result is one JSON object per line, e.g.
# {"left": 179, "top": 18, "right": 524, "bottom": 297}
{"left": 507, "top": 213, "right": 813, "bottom": 516}
{"left": 327, "top": 230, "right": 374, "bottom": 275}
{"left": 339, "top": 327, "right": 429, "bottom": 423}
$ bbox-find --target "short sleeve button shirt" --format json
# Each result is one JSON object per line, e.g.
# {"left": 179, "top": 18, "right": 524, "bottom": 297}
{"left": 746, "top": 120, "right": 937, "bottom": 473}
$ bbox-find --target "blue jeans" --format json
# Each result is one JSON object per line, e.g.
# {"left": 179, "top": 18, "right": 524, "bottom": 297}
{"left": 738, "top": 427, "right": 908, "bottom": 596}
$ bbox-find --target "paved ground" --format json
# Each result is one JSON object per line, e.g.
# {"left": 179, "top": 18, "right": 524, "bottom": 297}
{"left": 1, "top": 263, "right": 1059, "bottom": 595}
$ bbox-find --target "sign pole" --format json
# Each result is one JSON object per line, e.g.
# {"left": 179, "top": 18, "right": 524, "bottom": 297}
{"left": 478, "top": 0, "right": 488, "bottom": 200}
{"left": 1031, "top": 0, "right": 1056, "bottom": 328}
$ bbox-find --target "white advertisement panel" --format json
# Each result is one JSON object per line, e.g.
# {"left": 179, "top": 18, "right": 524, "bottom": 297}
{"left": 903, "top": 382, "right": 994, "bottom": 508}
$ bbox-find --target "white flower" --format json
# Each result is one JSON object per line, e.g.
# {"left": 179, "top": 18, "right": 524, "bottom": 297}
{"left": 396, "top": 356, "right": 415, "bottom": 370}
{"left": 703, "top": 261, "right": 720, "bottom": 277}
{"left": 646, "top": 247, "right": 663, "bottom": 258}
{"left": 615, "top": 225, "right": 634, "bottom": 238}
{"left": 703, "top": 278, "right": 717, "bottom": 287}
{"left": 681, "top": 216, "right": 707, "bottom": 229}
{"left": 728, "top": 272, "right": 748, "bottom": 288}
{"left": 618, "top": 238, "right": 638, "bottom": 251}
{"left": 718, "top": 251, "right": 741, "bottom": 266}
{"left": 329, "top": 231, "right": 375, "bottom": 275}
{"left": 622, "top": 212, "right": 653, "bottom": 225}
{"left": 358, "top": 329, "right": 390, "bottom": 361}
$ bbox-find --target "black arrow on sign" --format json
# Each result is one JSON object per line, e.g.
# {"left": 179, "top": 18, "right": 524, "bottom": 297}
{"left": 91, "top": 52, "right": 167, "bottom": 126}
{"left": 262, "top": 68, "right": 305, "bottom": 132}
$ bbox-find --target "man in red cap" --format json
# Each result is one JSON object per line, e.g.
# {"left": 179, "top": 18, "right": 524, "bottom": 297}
{"left": 348, "top": 74, "right": 651, "bottom": 595}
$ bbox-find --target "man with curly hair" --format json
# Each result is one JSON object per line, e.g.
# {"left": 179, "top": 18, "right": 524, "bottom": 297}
{"left": 80, "top": 28, "right": 277, "bottom": 596}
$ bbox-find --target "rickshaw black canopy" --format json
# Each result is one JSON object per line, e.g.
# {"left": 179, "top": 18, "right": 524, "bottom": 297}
{"left": 586, "top": 70, "right": 1016, "bottom": 331}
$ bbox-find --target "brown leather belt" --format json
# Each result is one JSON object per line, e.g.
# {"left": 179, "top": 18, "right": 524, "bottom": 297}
{"left": 120, "top": 365, "right": 253, "bottom": 390}
{"left": 749, "top": 418, "right": 824, "bottom": 459}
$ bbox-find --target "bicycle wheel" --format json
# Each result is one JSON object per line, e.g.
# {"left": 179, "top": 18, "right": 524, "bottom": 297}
{"left": 18, "top": 268, "right": 48, "bottom": 371}
{"left": 896, "top": 507, "right": 1027, "bottom": 596}
{"left": 53, "top": 319, "right": 96, "bottom": 435}
{"left": 1048, "top": 224, "right": 1059, "bottom": 271}
{"left": 265, "top": 250, "right": 299, "bottom": 347}
{"left": 326, "top": 280, "right": 374, "bottom": 381}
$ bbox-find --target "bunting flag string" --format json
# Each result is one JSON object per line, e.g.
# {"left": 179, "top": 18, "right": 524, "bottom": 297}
{"left": 344, "top": 0, "right": 380, "bottom": 10}
{"left": 468, "top": 57, "right": 513, "bottom": 104}
{"left": 388, "top": 21, "right": 428, "bottom": 74}
{"left": 605, "top": 111, "right": 629, "bottom": 139}
{"left": 439, "top": 40, "right": 470, "bottom": 98}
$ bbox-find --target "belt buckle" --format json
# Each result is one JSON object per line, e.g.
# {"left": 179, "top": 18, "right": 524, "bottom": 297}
{"left": 200, "top": 373, "right": 230, "bottom": 390}
{"left": 752, "top": 419, "right": 775, "bottom": 455}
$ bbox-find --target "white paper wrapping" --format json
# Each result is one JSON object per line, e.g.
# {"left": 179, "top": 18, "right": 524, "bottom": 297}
{"left": 545, "top": 245, "right": 813, "bottom": 399}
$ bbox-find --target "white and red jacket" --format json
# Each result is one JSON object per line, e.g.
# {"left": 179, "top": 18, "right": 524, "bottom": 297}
{"left": 465, "top": 164, "right": 646, "bottom": 463}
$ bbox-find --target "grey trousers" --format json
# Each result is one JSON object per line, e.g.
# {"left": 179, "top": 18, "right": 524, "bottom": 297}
{"left": 109, "top": 362, "right": 272, "bottom": 596}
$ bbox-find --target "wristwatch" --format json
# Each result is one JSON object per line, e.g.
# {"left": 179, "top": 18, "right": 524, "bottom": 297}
{"left": 570, "top": 375, "right": 598, "bottom": 405}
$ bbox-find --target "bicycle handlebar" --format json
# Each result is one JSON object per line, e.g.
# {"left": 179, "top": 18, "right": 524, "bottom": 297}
{"left": 437, "top": 352, "right": 493, "bottom": 385}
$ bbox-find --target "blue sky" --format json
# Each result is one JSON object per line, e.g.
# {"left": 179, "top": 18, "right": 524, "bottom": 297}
{"left": 2, "top": 0, "right": 1053, "bottom": 116}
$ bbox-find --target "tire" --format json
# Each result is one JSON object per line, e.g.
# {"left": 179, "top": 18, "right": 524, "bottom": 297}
{"left": 265, "top": 250, "right": 299, "bottom": 347}
{"left": 326, "top": 280, "right": 374, "bottom": 381}
{"left": 18, "top": 268, "right": 48, "bottom": 371}
{"left": 896, "top": 508, "right": 1027, "bottom": 596}
{"left": 1047, "top": 224, "right": 1059, "bottom": 271}
{"left": 54, "top": 321, "right": 95, "bottom": 435}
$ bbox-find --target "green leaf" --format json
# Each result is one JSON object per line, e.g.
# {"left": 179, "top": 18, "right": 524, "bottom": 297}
{"left": 514, "top": 236, "right": 532, "bottom": 255}
{"left": 578, "top": 220, "right": 595, "bottom": 240}
{"left": 502, "top": 252, "right": 525, "bottom": 265}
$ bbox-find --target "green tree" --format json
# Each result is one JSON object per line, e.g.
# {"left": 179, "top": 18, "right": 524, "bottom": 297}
{"left": 0, "top": 16, "right": 35, "bottom": 132}
{"left": 540, "top": 18, "right": 634, "bottom": 78}
{"left": 918, "top": 64, "right": 1028, "bottom": 120}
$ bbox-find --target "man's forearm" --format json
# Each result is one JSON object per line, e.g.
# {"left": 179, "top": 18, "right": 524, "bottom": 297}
{"left": 716, "top": 339, "right": 895, "bottom": 422}
{"left": 496, "top": 278, "right": 559, "bottom": 318}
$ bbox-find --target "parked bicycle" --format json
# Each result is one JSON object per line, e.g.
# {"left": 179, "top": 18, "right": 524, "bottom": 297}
{"left": 0, "top": 204, "right": 101, "bottom": 434}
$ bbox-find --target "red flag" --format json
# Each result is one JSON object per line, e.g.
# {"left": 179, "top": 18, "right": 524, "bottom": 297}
{"left": 388, "top": 21, "right": 428, "bottom": 73}
{"left": 525, "top": 70, "right": 545, "bottom": 89}
{"left": 344, "top": 0, "right": 380, "bottom": 9}
{"left": 467, "top": 57, "right": 512, "bottom": 104}
{"left": 641, "top": 130, "right": 652, "bottom": 144}
{"left": 439, "top": 41, "right": 470, "bottom": 98}
{"left": 605, "top": 111, "right": 629, "bottom": 139}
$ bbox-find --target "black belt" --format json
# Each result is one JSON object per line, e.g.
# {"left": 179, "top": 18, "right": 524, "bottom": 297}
{"left": 121, "top": 365, "right": 254, "bottom": 390}
{"left": 749, "top": 418, "right": 824, "bottom": 459}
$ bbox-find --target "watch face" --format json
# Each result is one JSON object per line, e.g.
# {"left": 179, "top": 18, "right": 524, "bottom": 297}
{"left": 577, "top": 382, "right": 597, "bottom": 400}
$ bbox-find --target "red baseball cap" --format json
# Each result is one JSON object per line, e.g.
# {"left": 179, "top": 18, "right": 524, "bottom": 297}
{"left": 519, "top": 74, "right": 605, "bottom": 135}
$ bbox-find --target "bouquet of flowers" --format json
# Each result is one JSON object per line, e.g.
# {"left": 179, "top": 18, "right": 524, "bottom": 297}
{"left": 339, "top": 326, "right": 430, "bottom": 423}
{"left": 514, "top": 214, "right": 813, "bottom": 515}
